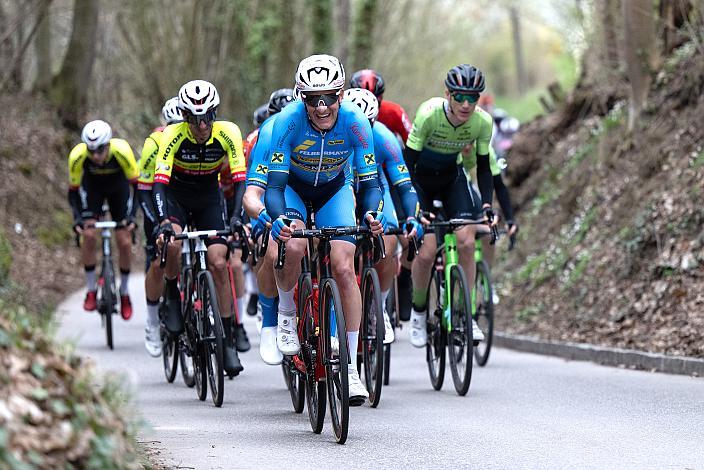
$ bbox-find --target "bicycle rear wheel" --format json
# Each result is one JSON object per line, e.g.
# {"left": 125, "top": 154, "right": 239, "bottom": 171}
{"left": 179, "top": 346, "right": 195, "bottom": 387}
{"left": 448, "top": 265, "right": 473, "bottom": 396}
{"left": 425, "top": 270, "right": 446, "bottom": 391}
{"left": 473, "top": 260, "right": 494, "bottom": 367}
{"left": 361, "top": 268, "right": 384, "bottom": 408}
{"left": 301, "top": 277, "right": 326, "bottom": 433}
{"left": 179, "top": 269, "right": 196, "bottom": 387}
{"left": 162, "top": 330, "right": 179, "bottom": 383}
{"left": 199, "top": 271, "right": 225, "bottom": 407}
{"left": 100, "top": 261, "right": 115, "bottom": 350}
{"left": 382, "top": 279, "right": 396, "bottom": 386}
{"left": 321, "top": 278, "right": 348, "bottom": 444}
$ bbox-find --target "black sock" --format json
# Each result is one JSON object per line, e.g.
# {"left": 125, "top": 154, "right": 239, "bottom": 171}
{"left": 166, "top": 277, "right": 179, "bottom": 298}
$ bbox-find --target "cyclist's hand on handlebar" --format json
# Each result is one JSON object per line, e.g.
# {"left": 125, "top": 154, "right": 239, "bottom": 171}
{"left": 507, "top": 220, "right": 519, "bottom": 236}
{"left": 73, "top": 220, "right": 84, "bottom": 235}
{"left": 229, "top": 217, "right": 243, "bottom": 240}
{"left": 156, "top": 221, "right": 174, "bottom": 248}
{"left": 257, "top": 208, "right": 272, "bottom": 229}
{"left": 405, "top": 217, "right": 424, "bottom": 240}
{"left": 272, "top": 216, "right": 294, "bottom": 242}
{"left": 482, "top": 205, "right": 498, "bottom": 227}
{"left": 420, "top": 211, "right": 434, "bottom": 225}
{"left": 125, "top": 216, "right": 137, "bottom": 232}
{"left": 364, "top": 211, "right": 387, "bottom": 236}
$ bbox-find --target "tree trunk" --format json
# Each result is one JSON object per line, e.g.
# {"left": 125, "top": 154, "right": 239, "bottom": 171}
{"left": 509, "top": 6, "right": 527, "bottom": 94}
{"left": 599, "top": 0, "right": 620, "bottom": 71}
{"left": 34, "top": 0, "right": 52, "bottom": 91}
{"left": 620, "top": 0, "right": 658, "bottom": 131}
{"left": 312, "top": 0, "right": 333, "bottom": 53}
{"left": 335, "top": 0, "right": 350, "bottom": 67}
{"left": 48, "top": 0, "right": 99, "bottom": 129}
{"left": 351, "top": 0, "right": 376, "bottom": 70}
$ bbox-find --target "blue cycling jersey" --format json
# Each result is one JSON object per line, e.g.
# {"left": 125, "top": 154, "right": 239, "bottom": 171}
{"left": 265, "top": 101, "right": 381, "bottom": 220}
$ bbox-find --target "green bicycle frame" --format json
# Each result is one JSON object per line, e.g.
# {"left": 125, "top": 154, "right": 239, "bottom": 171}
{"left": 441, "top": 232, "right": 460, "bottom": 332}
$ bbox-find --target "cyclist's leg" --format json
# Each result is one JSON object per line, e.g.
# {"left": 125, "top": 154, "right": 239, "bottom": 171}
{"left": 258, "top": 230, "right": 283, "bottom": 364}
{"left": 160, "top": 193, "right": 185, "bottom": 334}
{"left": 105, "top": 181, "right": 132, "bottom": 294}
{"left": 377, "top": 188, "right": 399, "bottom": 342}
{"left": 273, "top": 186, "right": 307, "bottom": 355}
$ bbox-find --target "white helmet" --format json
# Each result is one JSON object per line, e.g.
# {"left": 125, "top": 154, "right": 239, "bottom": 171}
{"left": 81, "top": 120, "right": 112, "bottom": 150}
{"left": 161, "top": 97, "right": 183, "bottom": 124}
{"left": 344, "top": 88, "right": 379, "bottom": 121}
{"left": 295, "top": 54, "right": 345, "bottom": 93}
{"left": 178, "top": 80, "right": 220, "bottom": 115}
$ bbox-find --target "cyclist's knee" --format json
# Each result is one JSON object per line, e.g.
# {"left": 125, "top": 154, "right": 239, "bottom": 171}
{"left": 82, "top": 228, "right": 97, "bottom": 245}
{"left": 331, "top": 257, "right": 355, "bottom": 281}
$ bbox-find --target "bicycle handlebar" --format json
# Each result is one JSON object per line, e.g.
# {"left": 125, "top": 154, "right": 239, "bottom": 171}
{"left": 384, "top": 223, "right": 419, "bottom": 262}
{"left": 159, "top": 229, "right": 233, "bottom": 268}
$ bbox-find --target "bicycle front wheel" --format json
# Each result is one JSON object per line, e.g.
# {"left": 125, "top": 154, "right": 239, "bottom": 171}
{"left": 448, "top": 265, "right": 473, "bottom": 396}
{"left": 321, "top": 278, "right": 348, "bottom": 444}
{"left": 199, "top": 271, "right": 225, "bottom": 407}
{"left": 473, "top": 260, "right": 494, "bottom": 367}
{"left": 383, "top": 278, "right": 396, "bottom": 386}
{"left": 100, "top": 261, "right": 115, "bottom": 350}
{"left": 361, "top": 268, "right": 384, "bottom": 408}
{"left": 425, "top": 270, "right": 446, "bottom": 391}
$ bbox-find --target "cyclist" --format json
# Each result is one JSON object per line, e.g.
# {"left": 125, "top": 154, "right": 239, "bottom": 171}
{"left": 138, "top": 97, "right": 183, "bottom": 356}
{"left": 243, "top": 88, "right": 296, "bottom": 364}
{"left": 154, "top": 80, "right": 246, "bottom": 376}
{"left": 344, "top": 87, "right": 422, "bottom": 344}
{"left": 68, "top": 120, "right": 138, "bottom": 320}
{"left": 264, "top": 55, "right": 385, "bottom": 403}
{"left": 404, "top": 64, "right": 496, "bottom": 347}
{"left": 350, "top": 68, "right": 415, "bottom": 321}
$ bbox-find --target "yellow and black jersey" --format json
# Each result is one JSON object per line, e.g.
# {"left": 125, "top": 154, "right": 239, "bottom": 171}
{"left": 67, "top": 138, "right": 138, "bottom": 189}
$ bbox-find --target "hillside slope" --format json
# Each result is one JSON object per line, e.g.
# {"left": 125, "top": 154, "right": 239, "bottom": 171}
{"left": 498, "top": 43, "right": 704, "bottom": 357}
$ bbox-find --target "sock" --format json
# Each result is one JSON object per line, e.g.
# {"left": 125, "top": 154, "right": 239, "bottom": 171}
{"left": 146, "top": 300, "right": 160, "bottom": 327}
{"left": 381, "top": 289, "right": 390, "bottom": 311}
{"left": 120, "top": 269, "right": 130, "bottom": 295}
{"left": 398, "top": 266, "right": 411, "bottom": 287}
{"left": 412, "top": 287, "right": 427, "bottom": 312}
{"left": 347, "top": 330, "right": 359, "bottom": 373}
{"left": 277, "top": 286, "right": 295, "bottom": 313}
{"left": 236, "top": 296, "right": 245, "bottom": 324}
{"left": 85, "top": 265, "right": 96, "bottom": 291}
{"left": 222, "top": 316, "right": 234, "bottom": 344}
{"left": 260, "top": 294, "right": 277, "bottom": 328}
{"left": 246, "top": 268, "right": 258, "bottom": 294}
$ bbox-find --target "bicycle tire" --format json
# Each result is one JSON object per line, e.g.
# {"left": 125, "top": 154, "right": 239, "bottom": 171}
{"left": 192, "top": 276, "right": 207, "bottom": 402}
{"left": 426, "top": 270, "right": 446, "bottom": 391}
{"left": 162, "top": 333, "right": 179, "bottom": 383}
{"left": 282, "top": 274, "right": 309, "bottom": 414}
{"left": 179, "top": 347, "right": 195, "bottom": 387}
{"left": 448, "top": 265, "right": 473, "bottom": 396}
{"left": 382, "top": 280, "right": 396, "bottom": 386}
{"left": 473, "top": 260, "right": 494, "bottom": 367}
{"left": 101, "top": 260, "right": 115, "bottom": 350}
{"left": 301, "top": 276, "right": 326, "bottom": 433}
{"left": 361, "top": 268, "right": 384, "bottom": 408}
{"left": 179, "top": 268, "right": 196, "bottom": 387}
{"left": 199, "top": 271, "right": 225, "bottom": 407}
{"left": 321, "top": 278, "right": 349, "bottom": 444}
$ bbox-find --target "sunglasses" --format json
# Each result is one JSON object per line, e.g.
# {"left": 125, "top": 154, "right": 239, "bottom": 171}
{"left": 184, "top": 109, "right": 217, "bottom": 125}
{"left": 452, "top": 92, "right": 480, "bottom": 104}
{"left": 89, "top": 144, "right": 107, "bottom": 154}
{"left": 301, "top": 91, "right": 340, "bottom": 108}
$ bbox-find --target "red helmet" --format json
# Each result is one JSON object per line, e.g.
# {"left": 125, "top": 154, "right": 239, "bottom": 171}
{"left": 350, "top": 69, "right": 385, "bottom": 97}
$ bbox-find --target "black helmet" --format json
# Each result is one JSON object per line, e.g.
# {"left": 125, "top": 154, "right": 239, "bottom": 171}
{"left": 445, "top": 64, "right": 485, "bottom": 93}
{"left": 252, "top": 103, "right": 269, "bottom": 128}
{"left": 268, "top": 88, "right": 295, "bottom": 115}
{"left": 350, "top": 69, "right": 385, "bottom": 97}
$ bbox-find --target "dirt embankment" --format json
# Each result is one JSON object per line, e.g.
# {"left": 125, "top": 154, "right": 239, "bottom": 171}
{"left": 498, "top": 43, "right": 704, "bottom": 357}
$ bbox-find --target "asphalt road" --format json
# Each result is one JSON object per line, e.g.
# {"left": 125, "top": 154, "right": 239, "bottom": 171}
{"left": 57, "top": 274, "right": 704, "bottom": 470}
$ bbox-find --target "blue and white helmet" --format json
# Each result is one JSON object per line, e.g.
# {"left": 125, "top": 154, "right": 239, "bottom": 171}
{"left": 295, "top": 55, "right": 345, "bottom": 93}
{"left": 344, "top": 88, "right": 379, "bottom": 121}
{"left": 161, "top": 97, "right": 183, "bottom": 124}
{"left": 81, "top": 120, "right": 112, "bottom": 150}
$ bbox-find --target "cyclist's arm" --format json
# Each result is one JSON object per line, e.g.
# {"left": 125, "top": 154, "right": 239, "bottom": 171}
{"left": 218, "top": 122, "right": 247, "bottom": 223}
{"left": 493, "top": 173, "right": 514, "bottom": 222}
{"left": 243, "top": 186, "right": 265, "bottom": 219}
{"left": 379, "top": 128, "right": 419, "bottom": 218}
{"left": 264, "top": 114, "right": 296, "bottom": 220}
{"left": 351, "top": 118, "right": 382, "bottom": 214}
{"left": 475, "top": 116, "right": 494, "bottom": 206}
{"left": 67, "top": 144, "right": 87, "bottom": 223}
{"left": 152, "top": 127, "right": 180, "bottom": 223}
{"left": 402, "top": 146, "right": 421, "bottom": 187}
{"left": 137, "top": 136, "right": 159, "bottom": 224}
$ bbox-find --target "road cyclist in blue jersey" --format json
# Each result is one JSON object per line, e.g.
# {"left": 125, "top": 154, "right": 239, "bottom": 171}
{"left": 264, "top": 54, "right": 386, "bottom": 404}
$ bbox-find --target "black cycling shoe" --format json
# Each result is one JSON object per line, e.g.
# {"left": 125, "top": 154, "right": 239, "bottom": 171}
{"left": 246, "top": 293, "right": 259, "bottom": 316}
{"left": 234, "top": 323, "right": 251, "bottom": 352}
{"left": 163, "top": 296, "right": 184, "bottom": 335}
{"left": 398, "top": 267, "right": 412, "bottom": 322}
{"left": 224, "top": 345, "right": 244, "bottom": 377}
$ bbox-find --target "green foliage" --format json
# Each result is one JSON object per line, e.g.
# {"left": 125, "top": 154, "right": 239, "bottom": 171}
{"left": 516, "top": 303, "right": 542, "bottom": 322}
{"left": 37, "top": 210, "right": 74, "bottom": 248}
{"left": 494, "top": 87, "right": 546, "bottom": 122}
{"left": 0, "top": 229, "right": 11, "bottom": 286}
{"left": 562, "top": 250, "right": 592, "bottom": 290}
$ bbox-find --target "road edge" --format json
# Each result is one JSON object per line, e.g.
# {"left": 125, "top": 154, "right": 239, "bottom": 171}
{"left": 494, "top": 332, "right": 704, "bottom": 377}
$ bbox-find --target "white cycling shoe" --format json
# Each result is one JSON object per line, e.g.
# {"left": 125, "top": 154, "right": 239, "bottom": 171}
{"left": 347, "top": 368, "right": 369, "bottom": 405}
{"left": 276, "top": 311, "right": 300, "bottom": 356}
{"left": 383, "top": 309, "right": 395, "bottom": 344}
{"left": 144, "top": 324, "right": 162, "bottom": 357}
{"left": 260, "top": 326, "right": 283, "bottom": 365}
{"left": 472, "top": 319, "right": 485, "bottom": 342}
{"left": 410, "top": 311, "right": 427, "bottom": 348}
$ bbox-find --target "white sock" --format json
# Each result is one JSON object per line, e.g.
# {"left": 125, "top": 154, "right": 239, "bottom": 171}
{"left": 146, "top": 302, "right": 159, "bottom": 328}
{"left": 246, "top": 269, "right": 258, "bottom": 295}
{"left": 277, "top": 286, "right": 295, "bottom": 313}
{"left": 347, "top": 330, "right": 359, "bottom": 373}
{"left": 381, "top": 289, "right": 390, "bottom": 311}
{"left": 120, "top": 271, "right": 130, "bottom": 295}
{"left": 236, "top": 296, "right": 245, "bottom": 323}
{"left": 85, "top": 268, "right": 96, "bottom": 292}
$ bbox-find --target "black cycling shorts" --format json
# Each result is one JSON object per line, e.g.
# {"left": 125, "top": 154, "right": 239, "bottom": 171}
{"left": 166, "top": 187, "right": 227, "bottom": 247}
{"left": 80, "top": 179, "right": 131, "bottom": 222}
{"left": 413, "top": 165, "right": 481, "bottom": 219}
